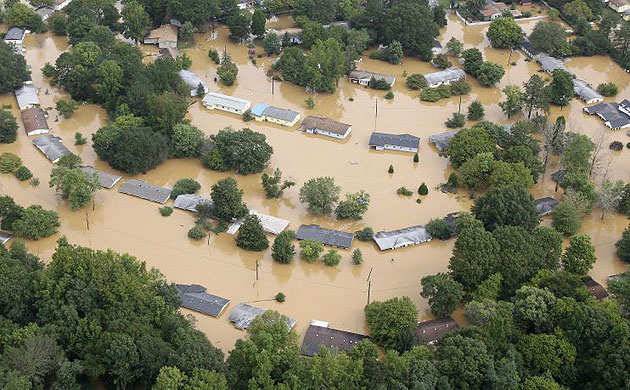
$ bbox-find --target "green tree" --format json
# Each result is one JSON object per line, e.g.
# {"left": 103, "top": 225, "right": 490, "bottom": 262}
{"left": 12, "top": 205, "right": 59, "bottom": 239}
{"left": 335, "top": 190, "right": 370, "bottom": 220}
{"left": 179, "top": 21, "right": 195, "bottom": 41}
{"left": 488, "top": 161, "right": 534, "bottom": 189}
{"left": 530, "top": 21, "right": 571, "bottom": 57}
{"left": 261, "top": 168, "right": 295, "bottom": 198}
{"left": 49, "top": 165, "right": 100, "bottom": 211}
{"left": 512, "top": 285, "right": 556, "bottom": 333}
{"left": 146, "top": 91, "right": 189, "bottom": 136}
{"left": 435, "top": 335, "right": 496, "bottom": 390}
{"left": 426, "top": 218, "right": 451, "bottom": 240}
{"left": 299, "top": 240, "right": 323, "bottom": 262}
{"left": 449, "top": 220, "right": 499, "bottom": 293}
{"left": 384, "top": 1, "right": 439, "bottom": 61}
{"left": 95, "top": 60, "right": 123, "bottom": 109}
{"left": 406, "top": 74, "right": 427, "bottom": 90}
{"left": 549, "top": 69, "right": 574, "bottom": 106}
{"left": 523, "top": 376, "right": 566, "bottom": 390}
{"left": 121, "top": 1, "right": 151, "bottom": 43}
{"left": 562, "top": 234, "right": 596, "bottom": 275}
{"left": 48, "top": 12, "right": 68, "bottom": 36}
{"left": 445, "top": 112, "right": 466, "bottom": 128}
{"left": 477, "top": 62, "right": 505, "bottom": 87}
{"left": 447, "top": 125, "right": 496, "bottom": 168}
{"left": 202, "top": 128, "right": 273, "bottom": 174}
{"left": 236, "top": 214, "right": 269, "bottom": 251}
{"left": 170, "top": 178, "right": 201, "bottom": 199}
{"left": 462, "top": 48, "right": 484, "bottom": 76}
{"left": 0, "top": 108, "right": 18, "bottom": 143}
{"left": 562, "top": 133, "right": 594, "bottom": 175}
{"left": 472, "top": 184, "right": 539, "bottom": 232}
{"left": 299, "top": 176, "right": 341, "bottom": 215}
{"left": 263, "top": 32, "right": 282, "bottom": 55}
{"left": 351, "top": 248, "right": 363, "bottom": 264}
{"left": 517, "top": 333, "right": 576, "bottom": 378}
{"left": 271, "top": 230, "right": 296, "bottom": 264}
{"left": 562, "top": 0, "right": 593, "bottom": 22}
{"left": 6, "top": 3, "right": 44, "bottom": 31}
{"left": 211, "top": 177, "right": 248, "bottom": 222}
{"left": 251, "top": 9, "right": 266, "bottom": 38}
{"left": 616, "top": 224, "right": 630, "bottom": 262}
{"left": 227, "top": 11, "right": 251, "bottom": 43}
{"left": 171, "top": 123, "right": 204, "bottom": 158}
{"left": 523, "top": 74, "right": 549, "bottom": 118}
{"left": 460, "top": 152, "right": 494, "bottom": 191}
{"left": 464, "top": 298, "right": 514, "bottom": 352}
{"left": 364, "top": 296, "right": 418, "bottom": 352}
{"left": 321, "top": 249, "right": 341, "bottom": 266}
{"left": 217, "top": 51, "right": 239, "bottom": 86}
{"left": 0, "top": 42, "right": 30, "bottom": 93}
{"left": 303, "top": 38, "right": 346, "bottom": 93}
{"left": 552, "top": 200, "right": 581, "bottom": 236}
{"left": 487, "top": 17, "right": 523, "bottom": 49}
{"left": 153, "top": 366, "right": 186, "bottom": 390}
{"left": 499, "top": 85, "right": 523, "bottom": 118}
{"left": 597, "top": 179, "right": 625, "bottom": 220}
{"left": 421, "top": 273, "right": 464, "bottom": 317}
{"left": 385, "top": 40, "right": 404, "bottom": 64}
{"left": 56, "top": 99, "right": 79, "bottom": 118}
{"left": 501, "top": 145, "right": 544, "bottom": 182}
{"left": 446, "top": 37, "right": 464, "bottom": 57}
{"left": 467, "top": 101, "right": 485, "bottom": 120}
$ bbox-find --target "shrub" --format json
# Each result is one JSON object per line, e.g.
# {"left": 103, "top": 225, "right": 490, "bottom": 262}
{"left": 274, "top": 292, "right": 286, "bottom": 302}
{"left": 420, "top": 85, "right": 452, "bottom": 102}
{"left": 467, "top": 100, "right": 485, "bottom": 120}
{"left": 413, "top": 153, "right": 419, "bottom": 163}
{"left": 388, "top": 164, "right": 394, "bottom": 174}
{"left": 30, "top": 177, "right": 40, "bottom": 187}
{"left": 352, "top": 248, "right": 363, "bottom": 264}
{"left": 610, "top": 141, "right": 623, "bottom": 151}
{"left": 355, "top": 227, "right": 374, "bottom": 241}
{"left": 426, "top": 218, "right": 451, "bottom": 240}
{"left": 74, "top": 132, "right": 87, "bottom": 145}
{"left": 305, "top": 96, "right": 315, "bottom": 108}
{"left": 300, "top": 240, "right": 323, "bottom": 262}
{"left": 397, "top": 187, "right": 413, "bottom": 196}
{"left": 369, "top": 77, "right": 391, "bottom": 90}
{"left": 446, "top": 173, "right": 459, "bottom": 189}
{"left": 188, "top": 225, "right": 206, "bottom": 240}
{"left": 242, "top": 110, "right": 253, "bottom": 121}
{"left": 56, "top": 100, "right": 78, "bottom": 118}
{"left": 209, "top": 49, "right": 220, "bottom": 64}
{"left": 0, "top": 153, "right": 22, "bottom": 173}
{"left": 597, "top": 82, "right": 618, "bottom": 97}
{"left": 322, "top": 249, "right": 341, "bottom": 266}
{"left": 445, "top": 112, "right": 466, "bottom": 128}
{"left": 159, "top": 206, "right": 173, "bottom": 216}
{"left": 418, "top": 182, "right": 429, "bottom": 195}
{"left": 13, "top": 166, "right": 32, "bottom": 181}
{"left": 627, "top": 142, "right": 630, "bottom": 149}
{"left": 450, "top": 80, "right": 472, "bottom": 95}
{"left": 385, "top": 91, "right": 394, "bottom": 100}
{"left": 171, "top": 178, "right": 201, "bottom": 199}
{"left": 406, "top": 74, "right": 427, "bottom": 90}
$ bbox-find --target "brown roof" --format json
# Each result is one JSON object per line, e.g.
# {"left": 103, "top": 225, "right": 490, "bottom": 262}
{"left": 415, "top": 317, "right": 459, "bottom": 344}
{"left": 147, "top": 24, "right": 178, "bottom": 43}
{"left": 21, "top": 107, "right": 49, "bottom": 135}
{"left": 584, "top": 277, "right": 609, "bottom": 300}
{"left": 495, "top": 2, "right": 509, "bottom": 10}
{"left": 299, "top": 115, "right": 352, "bottom": 135}
{"left": 480, "top": 5, "right": 500, "bottom": 16}
{"left": 610, "top": 0, "right": 630, "bottom": 7}
{"left": 302, "top": 325, "right": 367, "bottom": 356}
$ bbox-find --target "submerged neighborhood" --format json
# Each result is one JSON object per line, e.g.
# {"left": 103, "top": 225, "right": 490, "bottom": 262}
{"left": 1, "top": 0, "right": 630, "bottom": 388}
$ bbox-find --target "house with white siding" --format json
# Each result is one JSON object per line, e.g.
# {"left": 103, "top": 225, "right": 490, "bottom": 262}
{"left": 202, "top": 92, "right": 251, "bottom": 115}
{"left": 299, "top": 116, "right": 352, "bottom": 140}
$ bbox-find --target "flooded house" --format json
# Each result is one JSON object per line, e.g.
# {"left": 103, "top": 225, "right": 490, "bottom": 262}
{"left": 175, "top": 284, "right": 230, "bottom": 317}
{"left": 118, "top": 180, "right": 172, "bottom": 204}
{"left": 348, "top": 70, "right": 396, "bottom": 87}
{"left": 373, "top": 225, "right": 432, "bottom": 251}
{"left": 573, "top": 79, "right": 603, "bottom": 104}
{"left": 14, "top": 84, "right": 39, "bottom": 110}
{"left": 272, "top": 28, "right": 303, "bottom": 45}
{"left": 79, "top": 166, "right": 122, "bottom": 189}
{"left": 368, "top": 132, "right": 420, "bottom": 153}
{"left": 144, "top": 24, "right": 178, "bottom": 49}
{"left": 415, "top": 317, "right": 459, "bottom": 344}
{"left": 227, "top": 210, "right": 290, "bottom": 235}
{"left": 583, "top": 277, "right": 609, "bottom": 300}
{"left": 536, "top": 54, "right": 569, "bottom": 74}
{"left": 520, "top": 37, "right": 540, "bottom": 58}
{"left": 34, "top": 5, "right": 55, "bottom": 21}
{"left": 296, "top": 224, "right": 354, "bottom": 249}
{"left": 583, "top": 100, "right": 630, "bottom": 130}
{"left": 172, "top": 194, "right": 214, "bottom": 213}
{"left": 0, "top": 231, "right": 13, "bottom": 246}
{"left": 299, "top": 115, "right": 352, "bottom": 140}
{"left": 301, "top": 320, "right": 368, "bottom": 357}
{"left": 53, "top": 0, "right": 72, "bottom": 10}
{"left": 432, "top": 39, "right": 443, "bottom": 55}
{"left": 178, "top": 70, "right": 208, "bottom": 97}
{"left": 32, "top": 134, "right": 71, "bottom": 163}
{"left": 424, "top": 67, "right": 466, "bottom": 88}
{"left": 535, "top": 197, "right": 559, "bottom": 216}
{"left": 609, "top": 0, "right": 630, "bottom": 13}
{"left": 20, "top": 107, "right": 49, "bottom": 136}
{"left": 429, "top": 130, "right": 458, "bottom": 154}
{"left": 479, "top": 1, "right": 509, "bottom": 20}
{"left": 250, "top": 103, "right": 301, "bottom": 127}
{"left": 4, "top": 27, "right": 26, "bottom": 45}
{"left": 202, "top": 92, "right": 251, "bottom": 115}
{"left": 229, "top": 303, "right": 297, "bottom": 330}
{"left": 443, "top": 212, "right": 461, "bottom": 236}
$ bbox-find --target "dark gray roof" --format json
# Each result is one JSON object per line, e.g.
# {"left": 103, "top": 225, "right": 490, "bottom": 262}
{"left": 0, "top": 231, "right": 13, "bottom": 245}
{"left": 4, "top": 27, "right": 25, "bottom": 41}
{"left": 79, "top": 166, "right": 122, "bottom": 189}
{"left": 175, "top": 283, "right": 230, "bottom": 317}
{"left": 296, "top": 224, "right": 354, "bottom": 249}
{"left": 443, "top": 212, "right": 461, "bottom": 235}
{"left": 302, "top": 325, "right": 367, "bottom": 357}
{"left": 262, "top": 105, "right": 300, "bottom": 122}
{"left": 551, "top": 170, "right": 566, "bottom": 183}
{"left": 373, "top": 225, "right": 432, "bottom": 250}
{"left": 229, "top": 303, "right": 297, "bottom": 330}
{"left": 582, "top": 277, "right": 608, "bottom": 300}
{"left": 118, "top": 179, "right": 172, "bottom": 204}
{"left": 535, "top": 197, "right": 558, "bottom": 216}
{"left": 415, "top": 317, "right": 459, "bottom": 344}
{"left": 429, "top": 130, "right": 458, "bottom": 153}
{"left": 32, "top": 134, "right": 71, "bottom": 163}
{"left": 369, "top": 132, "right": 420, "bottom": 149}
{"left": 172, "top": 194, "right": 214, "bottom": 213}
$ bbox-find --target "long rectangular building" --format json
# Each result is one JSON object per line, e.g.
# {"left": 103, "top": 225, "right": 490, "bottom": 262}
{"left": 373, "top": 225, "right": 431, "bottom": 251}
{"left": 175, "top": 284, "right": 230, "bottom": 317}
{"left": 424, "top": 67, "right": 465, "bottom": 88}
{"left": 21, "top": 107, "right": 49, "bottom": 136}
{"left": 32, "top": 134, "right": 71, "bottom": 163}
{"left": 172, "top": 194, "right": 214, "bottom": 213}
{"left": 202, "top": 92, "right": 251, "bottom": 115}
{"left": 118, "top": 179, "right": 172, "bottom": 204}
{"left": 227, "top": 210, "right": 289, "bottom": 235}
{"left": 369, "top": 132, "right": 420, "bottom": 153}
{"left": 299, "top": 115, "right": 352, "bottom": 140}
{"left": 229, "top": 303, "right": 297, "bottom": 330}
{"left": 79, "top": 166, "right": 122, "bottom": 189}
{"left": 250, "top": 103, "right": 300, "bottom": 127}
{"left": 302, "top": 320, "right": 368, "bottom": 357}
{"left": 296, "top": 224, "right": 354, "bottom": 249}
{"left": 348, "top": 70, "right": 396, "bottom": 87}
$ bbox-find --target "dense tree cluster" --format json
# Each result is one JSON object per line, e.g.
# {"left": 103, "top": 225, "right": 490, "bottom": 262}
{"left": 0, "top": 41, "right": 31, "bottom": 94}
{"left": 200, "top": 127, "right": 273, "bottom": 175}
{"left": 462, "top": 48, "right": 505, "bottom": 86}
{"left": 0, "top": 196, "right": 59, "bottom": 240}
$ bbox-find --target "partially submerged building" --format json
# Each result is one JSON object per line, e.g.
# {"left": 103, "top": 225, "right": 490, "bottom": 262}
{"left": 0, "top": 231, "right": 13, "bottom": 246}
{"left": 272, "top": 28, "right": 303, "bottom": 45}
{"left": 32, "top": 134, "right": 71, "bottom": 163}
{"left": 173, "top": 194, "right": 214, "bottom": 213}
{"left": 229, "top": 303, "right": 297, "bottom": 330}
{"left": 302, "top": 320, "right": 368, "bottom": 357}
{"left": 373, "top": 225, "right": 432, "bottom": 251}
{"left": 536, "top": 54, "right": 569, "bottom": 74}
{"left": 14, "top": 84, "right": 39, "bottom": 110}
{"left": 583, "top": 277, "right": 609, "bottom": 300}
{"left": 175, "top": 284, "right": 230, "bottom": 317}
{"left": 178, "top": 70, "right": 208, "bottom": 97}
{"left": 21, "top": 107, "right": 49, "bottom": 136}
{"left": 573, "top": 79, "right": 603, "bottom": 104}
{"left": 429, "top": 130, "right": 458, "bottom": 154}
{"left": 520, "top": 37, "right": 540, "bottom": 58}
{"left": 610, "top": 0, "right": 630, "bottom": 13}
{"left": 443, "top": 212, "right": 461, "bottom": 236}
{"left": 299, "top": 115, "right": 352, "bottom": 140}
{"left": 4, "top": 27, "right": 26, "bottom": 45}
{"left": 535, "top": 197, "right": 559, "bottom": 216}
{"left": 296, "top": 224, "right": 354, "bottom": 249}
{"left": 424, "top": 67, "right": 466, "bottom": 88}
{"left": 583, "top": 100, "right": 630, "bottom": 130}
{"left": 202, "top": 92, "right": 251, "bottom": 115}
{"left": 144, "top": 24, "right": 178, "bottom": 49}
{"left": 118, "top": 179, "right": 172, "bottom": 204}
{"left": 415, "top": 317, "right": 459, "bottom": 345}
{"left": 227, "top": 210, "right": 289, "bottom": 235}
{"left": 348, "top": 70, "right": 396, "bottom": 87}
{"left": 79, "top": 166, "right": 122, "bottom": 189}
{"left": 250, "top": 103, "right": 301, "bottom": 127}
{"left": 368, "top": 132, "right": 420, "bottom": 153}
{"left": 34, "top": 6, "right": 55, "bottom": 21}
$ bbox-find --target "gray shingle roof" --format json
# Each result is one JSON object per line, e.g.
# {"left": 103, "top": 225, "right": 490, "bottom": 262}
{"left": 229, "top": 303, "right": 297, "bottom": 330}
{"left": 415, "top": 317, "right": 458, "bottom": 344}
{"left": 296, "top": 224, "right": 354, "bottom": 249}
{"left": 423, "top": 67, "right": 465, "bottom": 86}
{"left": 536, "top": 54, "right": 568, "bottom": 73}
{"left": 535, "top": 197, "right": 558, "bottom": 216}
{"left": 14, "top": 84, "right": 39, "bottom": 110}
{"left": 4, "top": 27, "right": 25, "bottom": 41}
{"left": 369, "top": 132, "right": 420, "bottom": 149}
{"left": 302, "top": 324, "right": 367, "bottom": 357}
{"left": 429, "top": 130, "right": 458, "bottom": 153}
{"left": 79, "top": 166, "right": 122, "bottom": 189}
{"left": 573, "top": 79, "right": 603, "bottom": 103}
{"left": 175, "top": 283, "right": 230, "bottom": 317}
{"left": 32, "top": 134, "right": 71, "bottom": 163}
{"left": 583, "top": 102, "right": 630, "bottom": 129}
{"left": 227, "top": 210, "right": 289, "bottom": 235}
{"left": 261, "top": 105, "right": 300, "bottom": 122}
{"left": 118, "top": 179, "right": 172, "bottom": 204}
{"left": 172, "top": 194, "right": 214, "bottom": 212}
{"left": 520, "top": 37, "right": 540, "bottom": 57}
{"left": 373, "top": 225, "right": 432, "bottom": 250}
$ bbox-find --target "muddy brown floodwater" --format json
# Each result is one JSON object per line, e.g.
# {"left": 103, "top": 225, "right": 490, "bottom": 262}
{"left": 1, "top": 13, "right": 629, "bottom": 351}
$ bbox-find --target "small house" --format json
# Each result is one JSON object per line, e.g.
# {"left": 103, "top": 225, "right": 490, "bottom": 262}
{"left": 429, "top": 130, "right": 458, "bottom": 154}
{"left": 53, "top": 0, "right": 72, "bottom": 10}
{"left": 202, "top": 92, "right": 251, "bottom": 115}
{"left": 373, "top": 225, "right": 432, "bottom": 251}
{"left": 173, "top": 194, "right": 214, "bottom": 213}
{"left": 34, "top": 6, "right": 55, "bottom": 21}
{"left": 79, "top": 166, "right": 122, "bottom": 189}
{"left": 227, "top": 210, "right": 289, "bottom": 235}
{"left": 273, "top": 28, "right": 303, "bottom": 45}
{"left": 229, "top": 303, "right": 297, "bottom": 330}
{"left": 14, "top": 84, "right": 39, "bottom": 110}
{"left": 250, "top": 103, "right": 301, "bottom": 127}
{"left": 369, "top": 132, "right": 420, "bottom": 153}
{"left": 535, "top": 197, "right": 559, "bottom": 216}
{"left": 610, "top": 0, "right": 630, "bottom": 12}
{"left": 0, "top": 231, "right": 13, "bottom": 246}
{"left": 178, "top": 70, "right": 208, "bottom": 97}
{"left": 299, "top": 115, "right": 352, "bottom": 140}
{"left": 302, "top": 320, "right": 368, "bottom": 357}
{"left": 573, "top": 79, "right": 604, "bottom": 104}
{"left": 443, "top": 212, "right": 461, "bottom": 236}
{"left": 32, "top": 134, "right": 71, "bottom": 163}
{"left": 480, "top": 5, "right": 502, "bottom": 20}
{"left": 348, "top": 70, "right": 396, "bottom": 87}
{"left": 550, "top": 169, "right": 567, "bottom": 184}
{"left": 415, "top": 317, "right": 459, "bottom": 345}
{"left": 144, "top": 24, "right": 178, "bottom": 49}
{"left": 21, "top": 107, "right": 49, "bottom": 136}
{"left": 175, "top": 284, "right": 230, "bottom": 317}
{"left": 4, "top": 27, "right": 26, "bottom": 45}
{"left": 296, "top": 224, "right": 354, "bottom": 249}
{"left": 424, "top": 67, "right": 466, "bottom": 88}
{"left": 583, "top": 277, "right": 609, "bottom": 300}
{"left": 118, "top": 179, "right": 172, "bottom": 204}
{"left": 536, "top": 54, "right": 569, "bottom": 74}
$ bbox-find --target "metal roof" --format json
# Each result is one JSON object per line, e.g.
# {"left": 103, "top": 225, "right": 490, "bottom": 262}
{"left": 0, "top": 231, "right": 13, "bottom": 245}
{"left": 299, "top": 116, "right": 352, "bottom": 135}
{"left": 429, "top": 130, "right": 458, "bottom": 153}
{"left": 261, "top": 105, "right": 300, "bottom": 122}
{"left": 175, "top": 284, "right": 230, "bottom": 317}
{"left": 535, "top": 197, "right": 558, "bottom": 216}
{"left": 424, "top": 67, "right": 465, "bottom": 86}
{"left": 348, "top": 70, "right": 396, "bottom": 86}
{"left": 21, "top": 107, "right": 49, "bottom": 136}
{"left": 302, "top": 324, "right": 367, "bottom": 357}
{"left": 32, "top": 134, "right": 71, "bottom": 163}
{"left": 229, "top": 303, "right": 297, "bottom": 330}
{"left": 227, "top": 210, "right": 289, "bottom": 235}
{"left": 178, "top": 70, "right": 208, "bottom": 96}
{"left": 14, "top": 84, "right": 39, "bottom": 110}
{"left": 172, "top": 194, "right": 214, "bottom": 212}
{"left": 79, "top": 166, "right": 122, "bottom": 189}
{"left": 250, "top": 103, "right": 269, "bottom": 117}
{"left": 296, "top": 224, "right": 354, "bottom": 249}
{"left": 373, "top": 225, "right": 432, "bottom": 251}
{"left": 573, "top": 79, "right": 603, "bottom": 103}
{"left": 4, "top": 27, "right": 25, "bottom": 41}
{"left": 202, "top": 92, "right": 251, "bottom": 111}
{"left": 369, "top": 132, "right": 420, "bottom": 149}
{"left": 118, "top": 179, "right": 172, "bottom": 204}
{"left": 520, "top": 37, "right": 540, "bottom": 57}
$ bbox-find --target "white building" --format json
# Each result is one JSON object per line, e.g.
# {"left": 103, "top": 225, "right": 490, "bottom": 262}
{"left": 14, "top": 84, "right": 39, "bottom": 110}
{"left": 202, "top": 92, "right": 251, "bottom": 115}
{"left": 368, "top": 132, "right": 420, "bottom": 153}
{"left": 299, "top": 115, "right": 352, "bottom": 140}
{"left": 424, "top": 67, "right": 466, "bottom": 88}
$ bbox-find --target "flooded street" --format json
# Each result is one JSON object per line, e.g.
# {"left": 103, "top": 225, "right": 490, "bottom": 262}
{"left": 1, "top": 13, "right": 629, "bottom": 351}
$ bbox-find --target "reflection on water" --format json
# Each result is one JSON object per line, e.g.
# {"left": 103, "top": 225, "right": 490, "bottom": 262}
{"left": 0, "top": 14, "right": 628, "bottom": 351}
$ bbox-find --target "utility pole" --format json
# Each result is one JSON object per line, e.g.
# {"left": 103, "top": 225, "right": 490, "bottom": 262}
{"left": 255, "top": 260, "right": 260, "bottom": 281}
{"left": 458, "top": 96, "right": 462, "bottom": 113}
{"left": 375, "top": 98, "right": 378, "bottom": 117}
{"left": 366, "top": 267, "right": 373, "bottom": 305}
{"left": 85, "top": 212, "right": 89, "bottom": 230}
{"left": 271, "top": 77, "right": 274, "bottom": 95}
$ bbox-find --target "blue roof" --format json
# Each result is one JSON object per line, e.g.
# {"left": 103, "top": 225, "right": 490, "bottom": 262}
{"left": 251, "top": 103, "right": 269, "bottom": 117}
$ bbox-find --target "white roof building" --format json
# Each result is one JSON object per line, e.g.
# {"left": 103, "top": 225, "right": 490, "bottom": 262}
{"left": 202, "top": 92, "right": 251, "bottom": 115}
{"left": 227, "top": 210, "right": 290, "bottom": 235}
{"left": 178, "top": 70, "right": 208, "bottom": 97}
{"left": 424, "top": 67, "right": 466, "bottom": 88}
{"left": 14, "top": 84, "right": 39, "bottom": 110}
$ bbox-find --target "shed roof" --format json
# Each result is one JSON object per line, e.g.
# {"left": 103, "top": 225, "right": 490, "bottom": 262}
{"left": 202, "top": 92, "right": 251, "bottom": 111}
{"left": 118, "top": 179, "right": 172, "bottom": 204}
{"left": 5, "top": 27, "right": 25, "bottom": 41}
{"left": 296, "top": 224, "right": 354, "bottom": 249}
{"left": 373, "top": 225, "right": 432, "bottom": 250}
{"left": 21, "top": 107, "right": 49, "bottom": 136}
{"left": 429, "top": 130, "right": 458, "bottom": 153}
{"left": 443, "top": 212, "right": 461, "bottom": 235}
{"left": 32, "top": 134, "right": 71, "bottom": 163}
{"left": 299, "top": 115, "right": 352, "bottom": 135}
{"left": 173, "top": 194, "right": 214, "bottom": 213}
{"left": 227, "top": 210, "right": 289, "bottom": 235}
{"left": 348, "top": 70, "right": 396, "bottom": 86}
{"left": 535, "top": 197, "right": 558, "bottom": 216}
{"left": 79, "top": 166, "right": 122, "bottom": 189}
{"left": 573, "top": 79, "right": 603, "bottom": 103}
{"left": 583, "top": 277, "right": 608, "bottom": 300}
{"left": 0, "top": 231, "right": 13, "bottom": 245}
{"left": 369, "top": 132, "right": 420, "bottom": 149}
{"left": 424, "top": 67, "right": 465, "bottom": 86}
{"left": 229, "top": 303, "right": 297, "bottom": 330}
{"left": 175, "top": 283, "right": 230, "bottom": 317}
{"left": 302, "top": 324, "right": 368, "bottom": 357}
{"left": 178, "top": 70, "right": 208, "bottom": 96}
{"left": 14, "top": 84, "right": 39, "bottom": 110}
{"left": 415, "top": 317, "right": 459, "bottom": 344}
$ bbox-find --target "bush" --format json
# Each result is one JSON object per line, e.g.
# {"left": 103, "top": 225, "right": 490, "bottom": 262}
{"left": 30, "top": 177, "right": 40, "bottom": 187}
{"left": 159, "top": 206, "right": 173, "bottom": 216}
{"left": 388, "top": 164, "right": 394, "bottom": 174}
{"left": 242, "top": 110, "right": 253, "bottom": 121}
{"left": 610, "top": 141, "right": 624, "bottom": 151}
{"left": 322, "top": 249, "right": 341, "bottom": 266}
{"left": 74, "top": 132, "right": 87, "bottom": 145}
{"left": 209, "top": 49, "right": 220, "bottom": 64}
{"left": 597, "top": 82, "right": 618, "bottom": 97}
{"left": 305, "top": 96, "right": 315, "bottom": 108}
{"left": 352, "top": 248, "right": 363, "bottom": 264}
{"left": 445, "top": 112, "right": 466, "bottom": 128}
{"left": 420, "top": 85, "right": 452, "bottom": 102}
{"left": 300, "top": 240, "right": 323, "bottom": 262}
{"left": 56, "top": 99, "right": 78, "bottom": 118}
{"left": 369, "top": 77, "right": 391, "bottom": 90}
{"left": 188, "top": 225, "right": 206, "bottom": 240}
{"left": 467, "top": 100, "right": 485, "bottom": 120}
{"left": 171, "top": 178, "right": 201, "bottom": 199}
{"left": 418, "top": 182, "right": 429, "bottom": 195}
{"left": 397, "top": 187, "right": 413, "bottom": 196}
{"left": 355, "top": 227, "right": 374, "bottom": 241}
{"left": 406, "top": 74, "right": 427, "bottom": 90}
{"left": 0, "top": 153, "right": 22, "bottom": 173}
{"left": 446, "top": 173, "right": 459, "bottom": 189}
{"left": 450, "top": 80, "right": 471, "bottom": 95}
{"left": 385, "top": 91, "right": 394, "bottom": 100}
{"left": 413, "top": 153, "right": 419, "bottom": 163}
{"left": 426, "top": 218, "right": 451, "bottom": 240}
{"left": 13, "top": 166, "right": 32, "bottom": 181}
{"left": 274, "top": 292, "right": 286, "bottom": 302}
{"left": 0, "top": 108, "right": 18, "bottom": 143}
